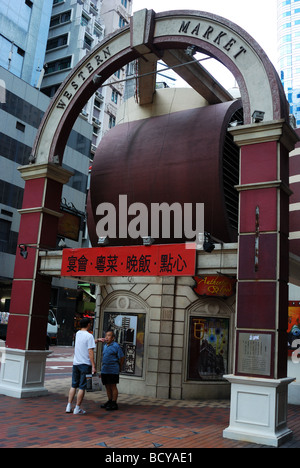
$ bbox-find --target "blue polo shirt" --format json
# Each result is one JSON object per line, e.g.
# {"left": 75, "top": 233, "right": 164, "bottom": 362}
{"left": 101, "top": 341, "right": 124, "bottom": 374}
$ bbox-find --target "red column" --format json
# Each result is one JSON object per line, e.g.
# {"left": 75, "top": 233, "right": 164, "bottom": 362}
{"left": 6, "top": 164, "right": 73, "bottom": 351}
{"left": 232, "top": 121, "right": 297, "bottom": 380}
{"left": 223, "top": 121, "right": 298, "bottom": 446}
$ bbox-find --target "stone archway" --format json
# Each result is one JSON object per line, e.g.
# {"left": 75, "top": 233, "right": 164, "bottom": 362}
{"left": 1, "top": 8, "right": 298, "bottom": 447}
{"left": 31, "top": 9, "right": 288, "bottom": 166}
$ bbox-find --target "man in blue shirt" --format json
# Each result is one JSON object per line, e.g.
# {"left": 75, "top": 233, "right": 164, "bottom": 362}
{"left": 100, "top": 330, "right": 124, "bottom": 411}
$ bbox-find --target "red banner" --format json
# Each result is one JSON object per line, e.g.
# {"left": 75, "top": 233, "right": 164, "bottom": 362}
{"left": 193, "top": 275, "right": 236, "bottom": 298}
{"left": 61, "top": 244, "right": 196, "bottom": 277}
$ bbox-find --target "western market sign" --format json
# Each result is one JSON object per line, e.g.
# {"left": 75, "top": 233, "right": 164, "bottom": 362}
{"left": 31, "top": 9, "right": 286, "bottom": 166}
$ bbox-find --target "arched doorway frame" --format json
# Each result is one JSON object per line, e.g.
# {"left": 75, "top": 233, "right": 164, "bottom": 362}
{"left": 31, "top": 9, "right": 288, "bottom": 166}
{"left": 100, "top": 290, "right": 150, "bottom": 382}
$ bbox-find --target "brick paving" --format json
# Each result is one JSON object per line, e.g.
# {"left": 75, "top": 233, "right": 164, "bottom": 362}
{"left": 0, "top": 377, "right": 300, "bottom": 448}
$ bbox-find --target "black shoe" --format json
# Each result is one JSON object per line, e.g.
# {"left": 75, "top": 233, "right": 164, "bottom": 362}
{"left": 106, "top": 402, "right": 118, "bottom": 411}
{"left": 101, "top": 400, "right": 112, "bottom": 409}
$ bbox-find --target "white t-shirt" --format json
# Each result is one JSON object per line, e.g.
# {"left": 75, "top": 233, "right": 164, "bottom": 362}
{"left": 73, "top": 330, "right": 96, "bottom": 366}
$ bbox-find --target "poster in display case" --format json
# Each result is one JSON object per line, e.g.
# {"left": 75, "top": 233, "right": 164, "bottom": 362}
{"left": 187, "top": 316, "right": 230, "bottom": 381}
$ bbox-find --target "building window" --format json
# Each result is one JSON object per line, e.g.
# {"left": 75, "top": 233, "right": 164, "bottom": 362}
{"left": 84, "top": 35, "right": 93, "bottom": 50}
{"left": 111, "top": 89, "right": 118, "bottom": 104}
{"left": 41, "top": 84, "right": 61, "bottom": 98}
{"left": 45, "top": 56, "right": 72, "bottom": 74}
{"left": 0, "top": 35, "right": 25, "bottom": 78}
{"left": 121, "top": 0, "right": 128, "bottom": 7}
{"left": 119, "top": 15, "right": 127, "bottom": 28}
{"left": 109, "top": 115, "right": 116, "bottom": 128}
{"left": 50, "top": 10, "right": 71, "bottom": 28}
{"left": 81, "top": 14, "right": 89, "bottom": 27}
{"left": 103, "top": 311, "right": 146, "bottom": 377}
{"left": 0, "top": 219, "right": 11, "bottom": 252}
{"left": 282, "top": 34, "right": 292, "bottom": 43}
{"left": 46, "top": 34, "right": 68, "bottom": 51}
{"left": 187, "top": 316, "right": 230, "bottom": 381}
{"left": 16, "top": 121, "right": 26, "bottom": 132}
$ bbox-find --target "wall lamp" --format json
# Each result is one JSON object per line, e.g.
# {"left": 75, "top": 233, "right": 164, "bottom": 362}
{"left": 142, "top": 236, "right": 155, "bottom": 246}
{"left": 252, "top": 110, "right": 265, "bottom": 123}
{"left": 185, "top": 45, "right": 197, "bottom": 57}
{"left": 228, "top": 120, "right": 243, "bottom": 128}
{"left": 98, "top": 236, "right": 109, "bottom": 246}
{"left": 18, "top": 242, "right": 66, "bottom": 259}
{"left": 203, "top": 232, "right": 215, "bottom": 253}
{"left": 19, "top": 245, "right": 28, "bottom": 259}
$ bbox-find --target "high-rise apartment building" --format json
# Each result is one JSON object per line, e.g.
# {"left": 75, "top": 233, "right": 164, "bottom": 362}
{"left": 0, "top": 0, "right": 94, "bottom": 344}
{"left": 0, "top": 0, "right": 135, "bottom": 344}
{"left": 0, "top": 0, "right": 53, "bottom": 87}
{"left": 278, "top": 0, "right": 300, "bottom": 126}
{"left": 41, "top": 0, "right": 133, "bottom": 158}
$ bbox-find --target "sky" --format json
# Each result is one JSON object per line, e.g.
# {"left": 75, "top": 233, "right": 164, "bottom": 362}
{"left": 132, "top": 0, "right": 278, "bottom": 89}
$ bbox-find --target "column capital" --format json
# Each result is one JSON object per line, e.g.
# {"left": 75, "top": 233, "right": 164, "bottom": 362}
{"left": 18, "top": 163, "right": 73, "bottom": 184}
{"left": 229, "top": 119, "right": 299, "bottom": 151}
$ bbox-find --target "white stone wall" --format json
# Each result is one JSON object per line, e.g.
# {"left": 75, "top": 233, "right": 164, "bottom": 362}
{"left": 94, "top": 275, "right": 236, "bottom": 400}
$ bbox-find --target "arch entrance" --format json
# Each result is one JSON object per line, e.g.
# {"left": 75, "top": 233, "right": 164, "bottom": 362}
{"left": 0, "top": 9, "right": 298, "bottom": 447}
{"left": 32, "top": 9, "right": 288, "bottom": 165}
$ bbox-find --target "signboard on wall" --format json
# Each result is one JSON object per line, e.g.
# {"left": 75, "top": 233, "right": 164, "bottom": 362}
{"left": 58, "top": 210, "right": 81, "bottom": 241}
{"left": 237, "top": 332, "right": 272, "bottom": 377}
{"left": 187, "top": 316, "right": 230, "bottom": 381}
{"left": 61, "top": 244, "right": 196, "bottom": 277}
{"left": 193, "top": 275, "right": 236, "bottom": 298}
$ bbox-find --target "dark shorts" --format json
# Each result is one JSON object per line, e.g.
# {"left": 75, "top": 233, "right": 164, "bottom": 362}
{"left": 72, "top": 364, "right": 92, "bottom": 390}
{"left": 101, "top": 373, "right": 120, "bottom": 386}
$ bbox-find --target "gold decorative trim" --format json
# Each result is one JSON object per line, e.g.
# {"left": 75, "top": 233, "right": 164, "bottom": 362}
{"left": 18, "top": 163, "right": 73, "bottom": 184}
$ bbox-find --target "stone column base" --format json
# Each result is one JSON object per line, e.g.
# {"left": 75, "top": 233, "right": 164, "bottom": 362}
{"left": 0, "top": 348, "right": 51, "bottom": 398}
{"left": 223, "top": 375, "right": 295, "bottom": 447}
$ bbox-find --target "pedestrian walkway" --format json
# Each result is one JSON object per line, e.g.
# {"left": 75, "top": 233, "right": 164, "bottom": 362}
{"left": 0, "top": 377, "right": 300, "bottom": 448}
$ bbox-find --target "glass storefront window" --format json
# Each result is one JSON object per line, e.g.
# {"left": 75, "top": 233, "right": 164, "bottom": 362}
{"left": 187, "top": 316, "right": 230, "bottom": 381}
{"left": 103, "top": 311, "right": 146, "bottom": 377}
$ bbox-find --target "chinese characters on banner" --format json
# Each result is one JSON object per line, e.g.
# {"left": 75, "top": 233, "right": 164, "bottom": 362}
{"left": 61, "top": 244, "right": 196, "bottom": 277}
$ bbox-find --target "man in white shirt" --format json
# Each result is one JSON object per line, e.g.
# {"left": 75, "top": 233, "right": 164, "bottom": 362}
{"left": 66, "top": 318, "right": 96, "bottom": 415}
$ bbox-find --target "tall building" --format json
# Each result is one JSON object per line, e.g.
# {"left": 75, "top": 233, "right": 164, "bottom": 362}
{"left": 0, "top": 1, "right": 93, "bottom": 344}
{"left": 96, "top": 0, "right": 132, "bottom": 141}
{"left": 0, "top": 65, "right": 93, "bottom": 343}
{"left": 0, "top": 0, "right": 136, "bottom": 344}
{"left": 0, "top": 0, "right": 53, "bottom": 87}
{"left": 41, "top": 0, "right": 133, "bottom": 158}
{"left": 278, "top": 0, "right": 300, "bottom": 126}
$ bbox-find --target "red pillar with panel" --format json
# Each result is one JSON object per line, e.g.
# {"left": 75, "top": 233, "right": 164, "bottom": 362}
{"left": 0, "top": 164, "right": 72, "bottom": 398}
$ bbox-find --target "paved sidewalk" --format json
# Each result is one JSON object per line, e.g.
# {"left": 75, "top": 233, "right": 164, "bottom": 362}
{"left": 0, "top": 376, "right": 300, "bottom": 448}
